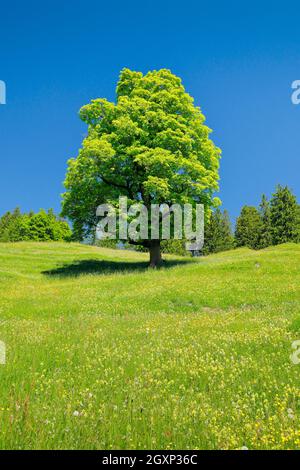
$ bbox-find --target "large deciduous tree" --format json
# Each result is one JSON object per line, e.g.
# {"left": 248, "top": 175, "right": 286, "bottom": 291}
{"left": 62, "top": 68, "right": 221, "bottom": 266}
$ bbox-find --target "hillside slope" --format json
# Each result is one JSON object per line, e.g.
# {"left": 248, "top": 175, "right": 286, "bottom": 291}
{"left": 0, "top": 242, "right": 299, "bottom": 449}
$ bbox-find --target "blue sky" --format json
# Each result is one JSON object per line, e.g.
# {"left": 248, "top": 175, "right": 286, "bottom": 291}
{"left": 0, "top": 0, "right": 300, "bottom": 221}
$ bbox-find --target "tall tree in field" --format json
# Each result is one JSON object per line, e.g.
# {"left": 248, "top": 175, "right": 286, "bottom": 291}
{"left": 235, "top": 206, "right": 262, "bottom": 249}
{"left": 62, "top": 68, "right": 221, "bottom": 266}
{"left": 270, "top": 185, "right": 300, "bottom": 245}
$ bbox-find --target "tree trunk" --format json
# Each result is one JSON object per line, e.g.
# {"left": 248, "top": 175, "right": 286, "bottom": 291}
{"left": 149, "top": 241, "right": 162, "bottom": 268}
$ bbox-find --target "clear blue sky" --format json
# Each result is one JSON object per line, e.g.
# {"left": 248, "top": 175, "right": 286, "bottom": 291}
{"left": 1, "top": 0, "right": 300, "bottom": 220}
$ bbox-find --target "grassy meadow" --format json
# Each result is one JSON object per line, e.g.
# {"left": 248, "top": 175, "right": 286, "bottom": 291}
{"left": 0, "top": 241, "right": 299, "bottom": 449}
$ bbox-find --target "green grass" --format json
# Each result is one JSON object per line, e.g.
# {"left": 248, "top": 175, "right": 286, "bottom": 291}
{"left": 0, "top": 241, "right": 300, "bottom": 449}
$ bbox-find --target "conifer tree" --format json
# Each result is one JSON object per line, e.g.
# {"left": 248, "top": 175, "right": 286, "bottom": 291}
{"left": 270, "top": 185, "right": 300, "bottom": 245}
{"left": 258, "top": 194, "right": 272, "bottom": 248}
{"left": 235, "top": 206, "right": 262, "bottom": 249}
{"left": 204, "top": 209, "right": 234, "bottom": 254}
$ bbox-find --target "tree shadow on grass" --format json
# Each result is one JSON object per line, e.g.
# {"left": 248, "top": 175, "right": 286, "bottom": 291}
{"left": 42, "top": 258, "right": 193, "bottom": 278}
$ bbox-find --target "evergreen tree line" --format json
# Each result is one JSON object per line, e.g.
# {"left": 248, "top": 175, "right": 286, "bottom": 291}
{"left": 1, "top": 185, "right": 299, "bottom": 251}
{"left": 0, "top": 208, "right": 72, "bottom": 242}
{"left": 204, "top": 185, "right": 300, "bottom": 254}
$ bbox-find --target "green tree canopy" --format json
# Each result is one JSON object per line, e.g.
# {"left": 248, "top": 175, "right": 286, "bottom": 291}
{"left": 0, "top": 209, "right": 71, "bottom": 242}
{"left": 0, "top": 208, "right": 23, "bottom": 242}
{"left": 62, "top": 68, "right": 221, "bottom": 266}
